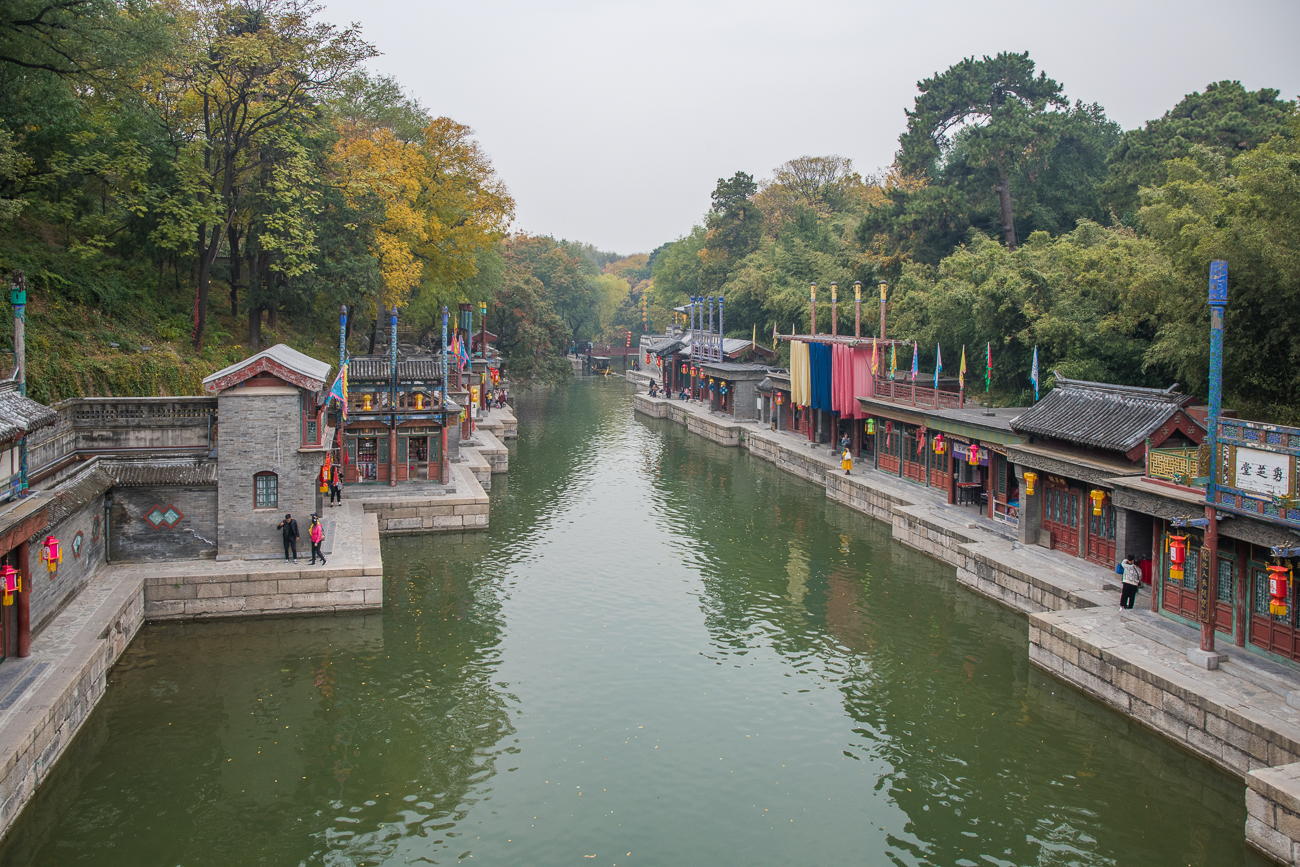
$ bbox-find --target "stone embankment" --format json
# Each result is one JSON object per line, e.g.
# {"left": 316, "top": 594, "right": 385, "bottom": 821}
{"left": 632, "top": 386, "right": 1300, "bottom": 865}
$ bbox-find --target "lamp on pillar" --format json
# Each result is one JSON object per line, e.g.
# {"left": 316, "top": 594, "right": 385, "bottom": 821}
{"left": 878, "top": 280, "right": 888, "bottom": 341}
{"left": 830, "top": 282, "right": 838, "bottom": 337}
{"left": 854, "top": 281, "right": 861, "bottom": 338}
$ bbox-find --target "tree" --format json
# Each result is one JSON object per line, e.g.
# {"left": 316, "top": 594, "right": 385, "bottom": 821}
{"left": 143, "top": 0, "right": 375, "bottom": 349}
{"left": 899, "top": 52, "right": 1067, "bottom": 249}
{"left": 698, "top": 171, "right": 762, "bottom": 291}
{"left": 1140, "top": 125, "right": 1300, "bottom": 421}
{"left": 1101, "top": 81, "right": 1296, "bottom": 221}
{"left": 753, "top": 155, "right": 865, "bottom": 236}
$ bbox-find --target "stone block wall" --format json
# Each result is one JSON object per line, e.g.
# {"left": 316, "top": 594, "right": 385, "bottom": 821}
{"left": 1030, "top": 610, "right": 1300, "bottom": 781}
{"left": 747, "top": 435, "right": 827, "bottom": 487}
{"left": 1247, "top": 763, "right": 1300, "bottom": 865}
{"left": 31, "top": 495, "right": 105, "bottom": 634}
{"left": 0, "top": 572, "right": 144, "bottom": 840}
{"left": 109, "top": 486, "right": 217, "bottom": 562}
{"left": 215, "top": 387, "right": 323, "bottom": 557}
{"left": 824, "top": 471, "right": 909, "bottom": 525}
{"left": 890, "top": 506, "right": 978, "bottom": 569}
{"left": 365, "top": 499, "right": 489, "bottom": 534}
{"left": 145, "top": 568, "right": 382, "bottom": 620}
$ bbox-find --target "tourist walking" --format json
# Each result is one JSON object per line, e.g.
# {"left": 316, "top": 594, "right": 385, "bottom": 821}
{"left": 329, "top": 464, "right": 343, "bottom": 506}
{"left": 309, "top": 515, "right": 327, "bottom": 566}
{"left": 277, "top": 514, "right": 299, "bottom": 563}
{"left": 1120, "top": 554, "right": 1141, "bottom": 609}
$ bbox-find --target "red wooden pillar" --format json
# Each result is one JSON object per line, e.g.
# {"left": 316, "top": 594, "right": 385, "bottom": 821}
{"left": 1236, "top": 540, "right": 1247, "bottom": 646}
{"left": 389, "top": 421, "right": 398, "bottom": 487}
{"left": 987, "top": 452, "right": 996, "bottom": 520}
{"left": 16, "top": 539, "right": 29, "bottom": 658}
{"left": 1150, "top": 518, "right": 1162, "bottom": 613}
{"left": 946, "top": 452, "right": 956, "bottom": 505}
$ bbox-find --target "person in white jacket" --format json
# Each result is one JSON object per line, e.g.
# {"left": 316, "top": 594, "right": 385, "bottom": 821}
{"left": 1120, "top": 555, "right": 1141, "bottom": 609}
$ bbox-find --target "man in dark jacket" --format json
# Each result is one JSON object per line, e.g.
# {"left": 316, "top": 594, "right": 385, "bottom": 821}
{"left": 277, "top": 514, "right": 299, "bottom": 562}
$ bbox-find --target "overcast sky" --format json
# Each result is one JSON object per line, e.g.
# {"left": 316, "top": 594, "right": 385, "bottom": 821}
{"left": 321, "top": 0, "right": 1300, "bottom": 256}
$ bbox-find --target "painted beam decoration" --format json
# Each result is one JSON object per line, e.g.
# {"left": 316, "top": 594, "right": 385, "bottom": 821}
{"left": 1214, "top": 418, "right": 1300, "bottom": 526}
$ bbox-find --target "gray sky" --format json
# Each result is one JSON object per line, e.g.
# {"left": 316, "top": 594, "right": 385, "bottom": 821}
{"left": 322, "top": 0, "right": 1300, "bottom": 256}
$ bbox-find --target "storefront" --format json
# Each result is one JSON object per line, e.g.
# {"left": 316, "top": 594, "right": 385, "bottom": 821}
{"left": 342, "top": 356, "right": 448, "bottom": 486}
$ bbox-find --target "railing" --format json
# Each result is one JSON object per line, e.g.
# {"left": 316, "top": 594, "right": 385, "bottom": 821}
{"left": 67, "top": 396, "right": 216, "bottom": 425}
{"left": 348, "top": 390, "right": 443, "bottom": 414}
{"left": 871, "top": 378, "right": 964, "bottom": 409}
{"left": 1147, "top": 445, "right": 1207, "bottom": 486}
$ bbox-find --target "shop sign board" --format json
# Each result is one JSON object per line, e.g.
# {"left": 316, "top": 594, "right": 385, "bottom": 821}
{"left": 1214, "top": 419, "right": 1300, "bottom": 529}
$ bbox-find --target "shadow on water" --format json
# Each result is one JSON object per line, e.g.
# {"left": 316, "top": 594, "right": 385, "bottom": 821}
{"left": 0, "top": 378, "right": 1270, "bottom": 867}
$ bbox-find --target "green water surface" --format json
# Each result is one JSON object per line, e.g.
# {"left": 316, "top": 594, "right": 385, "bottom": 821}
{"left": 0, "top": 380, "right": 1265, "bottom": 866}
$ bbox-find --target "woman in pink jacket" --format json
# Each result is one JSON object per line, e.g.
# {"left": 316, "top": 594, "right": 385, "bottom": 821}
{"left": 309, "top": 514, "right": 327, "bottom": 566}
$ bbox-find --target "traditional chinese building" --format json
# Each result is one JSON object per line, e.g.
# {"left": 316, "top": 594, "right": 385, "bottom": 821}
{"left": 339, "top": 356, "right": 451, "bottom": 486}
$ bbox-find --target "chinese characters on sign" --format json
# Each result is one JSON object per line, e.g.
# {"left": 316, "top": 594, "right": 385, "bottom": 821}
{"left": 1231, "top": 446, "right": 1292, "bottom": 497}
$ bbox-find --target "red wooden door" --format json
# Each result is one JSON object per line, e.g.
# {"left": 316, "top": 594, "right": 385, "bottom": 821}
{"left": 901, "top": 429, "right": 926, "bottom": 483}
{"left": 1250, "top": 562, "right": 1300, "bottom": 660}
{"left": 1085, "top": 502, "right": 1117, "bottom": 567}
{"left": 1161, "top": 538, "right": 1201, "bottom": 620}
{"left": 1043, "top": 486, "right": 1080, "bottom": 555}
{"left": 1214, "top": 555, "right": 1235, "bottom": 635}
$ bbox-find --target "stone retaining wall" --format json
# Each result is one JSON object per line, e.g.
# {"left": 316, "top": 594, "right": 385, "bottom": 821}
{"left": 1248, "top": 764, "right": 1300, "bottom": 865}
{"left": 0, "top": 572, "right": 144, "bottom": 838}
{"left": 144, "top": 567, "right": 381, "bottom": 620}
{"left": 1030, "top": 609, "right": 1300, "bottom": 781}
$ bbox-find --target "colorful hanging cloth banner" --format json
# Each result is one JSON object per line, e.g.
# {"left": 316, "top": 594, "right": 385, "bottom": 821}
{"left": 1031, "top": 345, "right": 1039, "bottom": 402}
{"left": 328, "top": 361, "right": 349, "bottom": 419}
{"left": 934, "top": 344, "right": 943, "bottom": 389}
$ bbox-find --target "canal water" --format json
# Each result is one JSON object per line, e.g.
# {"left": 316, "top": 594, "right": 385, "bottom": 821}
{"left": 0, "top": 380, "right": 1266, "bottom": 866}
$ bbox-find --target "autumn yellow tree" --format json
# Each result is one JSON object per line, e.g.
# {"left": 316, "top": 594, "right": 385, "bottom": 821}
{"left": 330, "top": 116, "right": 514, "bottom": 319}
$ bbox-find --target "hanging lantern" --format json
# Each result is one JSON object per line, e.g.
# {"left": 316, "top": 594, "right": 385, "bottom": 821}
{"left": 1168, "top": 534, "right": 1188, "bottom": 580}
{"left": 933, "top": 433, "right": 946, "bottom": 454}
{"left": 415, "top": 393, "right": 425, "bottom": 410}
{"left": 1268, "top": 563, "right": 1291, "bottom": 616}
{"left": 645, "top": 352, "right": 651, "bottom": 364}
{"left": 40, "top": 536, "right": 62, "bottom": 574}
{"left": 362, "top": 393, "right": 373, "bottom": 411}
{"left": 968, "top": 443, "right": 980, "bottom": 466}
{"left": 1023, "top": 471, "right": 1037, "bottom": 496}
{"left": 776, "top": 392, "right": 784, "bottom": 406}
{"left": 884, "top": 420, "right": 893, "bottom": 448}
{"left": 720, "top": 383, "right": 728, "bottom": 395}
{"left": 680, "top": 363, "right": 687, "bottom": 375}
{"left": 866, "top": 417, "right": 875, "bottom": 435}
{"left": 1, "top": 565, "right": 17, "bottom": 605}
{"left": 1089, "top": 489, "right": 1106, "bottom": 516}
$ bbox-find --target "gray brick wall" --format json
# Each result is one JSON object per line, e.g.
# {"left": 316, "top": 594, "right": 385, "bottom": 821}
{"left": 29, "top": 496, "right": 105, "bottom": 633}
{"left": 216, "top": 387, "right": 324, "bottom": 557}
{"left": 110, "top": 486, "right": 217, "bottom": 562}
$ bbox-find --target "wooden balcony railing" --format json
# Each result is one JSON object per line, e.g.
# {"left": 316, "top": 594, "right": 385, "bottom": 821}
{"left": 1147, "top": 445, "right": 1209, "bottom": 486}
{"left": 871, "top": 378, "right": 964, "bottom": 410}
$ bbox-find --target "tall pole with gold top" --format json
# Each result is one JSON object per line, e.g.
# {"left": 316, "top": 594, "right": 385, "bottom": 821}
{"left": 854, "top": 281, "right": 861, "bottom": 338}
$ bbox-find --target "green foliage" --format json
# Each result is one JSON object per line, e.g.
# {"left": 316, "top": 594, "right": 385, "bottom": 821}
{"left": 1140, "top": 124, "right": 1300, "bottom": 421}
{"left": 1102, "top": 81, "right": 1296, "bottom": 221}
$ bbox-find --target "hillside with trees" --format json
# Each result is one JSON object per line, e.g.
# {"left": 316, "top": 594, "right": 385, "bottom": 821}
{"left": 645, "top": 53, "right": 1297, "bottom": 421}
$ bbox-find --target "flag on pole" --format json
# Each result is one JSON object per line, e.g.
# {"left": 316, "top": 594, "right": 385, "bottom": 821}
{"left": 890, "top": 342, "right": 897, "bottom": 380}
{"left": 328, "top": 361, "right": 349, "bottom": 419}
{"left": 934, "top": 344, "right": 943, "bottom": 389}
{"left": 910, "top": 341, "right": 918, "bottom": 381}
{"left": 959, "top": 345, "right": 967, "bottom": 389}
{"left": 772, "top": 322, "right": 778, "bottom": 351}
{"left": 1031, "top": 345, "right": 1040, "bottom": 402}
{"left": 985, "top": 342, "right": 992, "bottom": 392}
{"left": 871, "top": 338, "right": 878, "bottom": 375}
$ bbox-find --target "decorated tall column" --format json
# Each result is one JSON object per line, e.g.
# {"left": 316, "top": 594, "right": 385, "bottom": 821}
{"left": 809, "top": 283, "right": 817, "bottom": 336}
{"left": 830, "top": 282, "right": 838, "bottom": 337}
{"left": 389, "top": 307, "right": 398, "bottom": 487}
{"left": 854, "top": 281, "right": 861, "bottom": 338}
{"left": 1201, "top": 260, "right": 1229, "bottom": 653}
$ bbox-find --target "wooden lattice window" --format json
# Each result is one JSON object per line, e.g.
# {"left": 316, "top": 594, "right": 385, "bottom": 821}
{"left": 254, "top": 472, "right": 278, "bottom": 509}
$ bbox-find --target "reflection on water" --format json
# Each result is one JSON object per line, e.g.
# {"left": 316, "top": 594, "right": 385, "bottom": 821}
{"left": 0, "top": 379, "right": 1266, "bottom": 866}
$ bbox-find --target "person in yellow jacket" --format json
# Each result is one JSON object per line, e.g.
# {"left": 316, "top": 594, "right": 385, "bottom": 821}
{"left": 842, "top": 448, "right": 853, "bottom": 475}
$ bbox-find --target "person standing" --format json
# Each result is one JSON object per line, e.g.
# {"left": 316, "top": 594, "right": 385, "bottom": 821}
{"left": 277, "top": 514, "right": 299, "bottom": 563}
{"left": 329, "top": 464, "right": 342, "bottom": 506}
{"left": 1120, "top": 554, "right": 1141, "bottom": 609}
{"left": 842, "top": 448, "right": 853, "bottom": 475}
{"left": 309, "top": 514, "right": 327, "bottom": 566}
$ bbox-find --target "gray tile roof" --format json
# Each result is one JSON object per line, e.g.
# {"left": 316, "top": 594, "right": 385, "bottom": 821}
{"left": 0, "top": 382, "right": 57, "bottom": 445}
{"left": 1010, "top": 375, "right": 1195, "bottom": 453}
{"left": 100, "top": 458, "right": 218, "bottom": 487}
{"left": 203, "top": 343, "right": 331, "bottom": 389}
{"left": 348, "top": 357, "right": 444, "bottom": 381}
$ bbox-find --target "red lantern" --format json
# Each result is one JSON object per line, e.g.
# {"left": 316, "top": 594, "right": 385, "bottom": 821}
{"left": 1269, "top": 564, "right": 1290, "bottom": 616}
{"left": 680, "top": 363, "right": 687, "bottom": 375}
{"left": 1168, "top": 535, "right": 1187, "bottom": 580}
{"left": 40, "top": 536, "right": 62, "bottom": 574}
{"left": 933, "top": 433, "right": 946, "bottom": 454}
{"left": 884, "top": 420, "right": 893, "bottom": 448}
{"left": 1, "top": 564, "right": 17, "bottom": 606}
{"left": 968, "top": 443, "right": 980, "bottom": 466}
{"left": 775, "top": 392, "right": 783, "bottom": 406}
{"left": 645, "top": 352, "right": 651, "bottom": 364}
